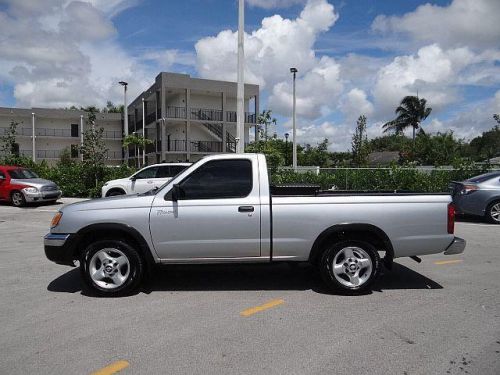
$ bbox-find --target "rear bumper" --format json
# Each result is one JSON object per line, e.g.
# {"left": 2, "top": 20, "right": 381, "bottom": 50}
{"left": 44, "top": 233, "right": 77, "bottom": 266}
{"left": 444, "top": 237, "right": 466, "bottom": 255}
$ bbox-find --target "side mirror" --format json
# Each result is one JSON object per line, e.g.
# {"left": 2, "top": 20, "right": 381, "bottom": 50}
{"left": 0, "top": 175, "right": 5, "bottom": 181}
{"left": 130, "top": 176, "right": 136, "bottom": 181}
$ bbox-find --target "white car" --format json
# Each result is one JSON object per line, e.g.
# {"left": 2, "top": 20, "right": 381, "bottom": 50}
{"left": 101, "top": 163, "right": 191, "bottom": 197}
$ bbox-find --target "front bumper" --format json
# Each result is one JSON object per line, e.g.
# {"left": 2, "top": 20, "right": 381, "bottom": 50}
{"left": 44, "top": 233, "right": 77, "bottom": 266}
{"left": 444, "top": 237, "right": 466, "bottom": 255}
{"left": 24, "top": 190, "right": 62, "bottom": 203}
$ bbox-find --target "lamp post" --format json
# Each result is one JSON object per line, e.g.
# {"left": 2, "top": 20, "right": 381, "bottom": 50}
{"left": 142, "top": 97, "right": 146, "bottom": 167}
{"left": 290, "top": 67, "right": 297, "bottom": 170}
{"left": 119, "top": 81, "right": 128, "bottom": 164}
{"left": 236, "top": 0, "right": 245, "bottom": 153}
{"left": 284, "top": 132, "right": 289, "bottom": 166}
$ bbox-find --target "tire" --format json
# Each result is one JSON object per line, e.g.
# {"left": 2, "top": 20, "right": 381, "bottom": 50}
{"left": 10, "top": 190, "right": 26, "bottom": 207}
{"left": 486, "top": 201, "right": 500, "bottom": 224}
{"left": 80, "top": 240, "right": 144, "bottom": 297}
{"left": 106, "top": 189, "right": 126, "bottom": 197}
{"left": 319, "top": 240, "right": 381, "bottom": 294}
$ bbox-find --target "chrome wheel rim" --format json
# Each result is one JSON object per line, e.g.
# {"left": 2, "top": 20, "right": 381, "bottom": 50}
{"left": 89, "top": 248, "right": 130, "bottom": 289}
{"left": 12, "top": 192, "right": 22, "bottom": 206}
{"left": 332, "top": 246, "right": 373, "bottom": 288}
{"left": 491, "top": 203, "right": 500, "bottom": 222}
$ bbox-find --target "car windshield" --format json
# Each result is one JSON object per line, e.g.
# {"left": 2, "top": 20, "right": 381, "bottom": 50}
{"left": 9, "top": 168, "right": 38, "bottom": 179}
{"left": 466, "top": 172, "right": 500, "bottom": 183}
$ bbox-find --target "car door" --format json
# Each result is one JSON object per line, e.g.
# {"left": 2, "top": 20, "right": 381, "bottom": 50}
{"left": 149, "top": 158, "right": 261, "bottom": 259}
{"left": 0, "top": 169, "right": 7, "bottom": 200}
{"left": 130, "top": 166, "right": 159, "bottom": 194}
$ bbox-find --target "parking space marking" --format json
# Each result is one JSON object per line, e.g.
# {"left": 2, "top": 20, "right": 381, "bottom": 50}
{"left": 240, "top": 298, "right": 284, "bottom": 317}
{"left": 91, "top": 360, "right": 129, "bottom": 375}
{"left": 434, "top": 259, "right": 463, "bottom": 265}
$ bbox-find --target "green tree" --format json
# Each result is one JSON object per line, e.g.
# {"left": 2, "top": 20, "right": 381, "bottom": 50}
{"left": 257, "top": 109, "right": 277, "bottom": 143}
{"left": 351, "top": 115, "right": 370, "bottom": 166}
{"left": 0, "top": 120, "right": 20, "bottom": 157}
{"left": 383, "top": 96, "right": 432, "bottom": 145}
{"left": 123, "top": 133, "right": 153, "bottom": 168}
{"left": 103, "top": 101, "right": 124, "bottom": 113}
{"left": 79, "top": 110, "right": 108, "bottom": 186}
{"left": 299, "top": 139, "right": 330, "bottom": 167}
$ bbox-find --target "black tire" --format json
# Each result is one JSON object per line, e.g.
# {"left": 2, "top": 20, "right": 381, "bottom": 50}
{"left": 319, "top": 240, "right": 381, "bottom": 294}
{"left": 80, "top": 239, "right": 144, "bottom": 297}
{"left": 106, "top": 189, "right": 126, "bottom": 197}
{"left": 10, "top": 190, "right": 26, "bottom": 207}
{"left": 485, "top": 201, "right": 500, "bottom": 224}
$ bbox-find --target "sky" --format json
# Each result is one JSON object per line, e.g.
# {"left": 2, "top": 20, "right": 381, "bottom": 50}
{"left": 0, "top": 0, "right": 499, "bottom": 151}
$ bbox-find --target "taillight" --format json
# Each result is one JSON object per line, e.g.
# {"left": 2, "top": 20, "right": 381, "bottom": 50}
{"left": 460, "top": 184, "right": 479, "bottom": 195}
{"left": 448, "top": 203, "right": 455, "bottom": 234}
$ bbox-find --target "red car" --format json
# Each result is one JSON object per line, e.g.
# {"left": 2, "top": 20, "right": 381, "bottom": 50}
{"left": 0, "top": 165, "right": 62, "bottom": 207}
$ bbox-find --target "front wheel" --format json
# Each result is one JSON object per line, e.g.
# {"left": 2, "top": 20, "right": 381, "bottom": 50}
{"left": 80, "top": 240, "right": 144, "bottom": 297}
{"left": 11, "top": 191, "right": 26, "bottom": 207}
{"left": 319, "top": 240, "right": 380, "bottom": 294}
{"left": 486, "top": 201, "right": 500, "bottom": 224}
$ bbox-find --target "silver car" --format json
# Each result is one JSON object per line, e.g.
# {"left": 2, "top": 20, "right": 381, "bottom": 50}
{"left": 450, "top": 171, "right": 500, "bottom": 224}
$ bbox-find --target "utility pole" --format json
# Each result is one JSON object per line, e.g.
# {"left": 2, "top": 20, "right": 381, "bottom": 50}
{"left": 31, "top": 113, "right": 35, "bottom": 161}
{"left": 80, "top": 114, "right": 84, "bottom": 161}
{"left": 236, "top": 0, "right": 245, "bottom": 153}
{"left": 119, "top": 81, "right": 128, "bottom": 165}
{"left": 290, "top": 67, "right": 298, "bottom": 170}
{"left": 142, "top": 97, "right": 146, "bottom": 167}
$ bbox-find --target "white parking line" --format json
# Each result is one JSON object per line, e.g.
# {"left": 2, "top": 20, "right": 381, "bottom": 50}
{"left": 457, "top": 222, "right": 499, "bottom": 227}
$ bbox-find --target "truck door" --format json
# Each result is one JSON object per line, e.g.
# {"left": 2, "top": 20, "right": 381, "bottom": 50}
{"left": 0, "top": 169, "right": 7, "bottom": 200}
{"left": 149, "top": 158, "right": 261, "bottom": 259}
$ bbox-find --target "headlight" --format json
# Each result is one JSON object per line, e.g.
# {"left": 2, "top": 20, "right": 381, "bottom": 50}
{"left": 51, "top": 212, "right": 63, "bottom": 228}
{"left": 22, "top": 187, "right": 38, "bottom": 193}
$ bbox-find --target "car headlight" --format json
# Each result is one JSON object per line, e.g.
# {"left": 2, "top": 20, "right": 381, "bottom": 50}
{"left": 22, "top": 187, "right": 38, "bottom": 194}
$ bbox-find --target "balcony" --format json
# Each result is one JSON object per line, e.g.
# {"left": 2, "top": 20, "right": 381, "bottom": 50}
{"left": 1, "top": 127, "right": 122, "bottom": 139}
{"left": 145, "top": 112, "right": 157, "bottom": 125}
{"left": 226, "top": 112, "right": 257, "bottom": 123}
{"left": 190, "top": 108, "right": 223, "bottom": 122}
{"left": 165, "top": 106, "right": 186, "bottom": 119}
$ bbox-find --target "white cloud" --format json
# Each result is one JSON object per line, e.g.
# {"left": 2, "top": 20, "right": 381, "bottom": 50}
{"left": 246, "top": 0, "right": 305, "bottom": 9}
{"left": 195, "top": 0, "right": 340, "bottom": 119}
{"left": 340, "top": 88, "right": 374, "bottom": 124}
{"left": 372, "top": 0, "right": 500, "bottom": 49}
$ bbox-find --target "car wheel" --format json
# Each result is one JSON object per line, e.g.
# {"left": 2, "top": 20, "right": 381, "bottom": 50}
{"left": 106, "top": 189, "right": 125, "bottom": 197}
{"left": 486, "top": 201, "right": 500, "bottom": 224}
{"left": 80, "top": 240, "right": 144, "bottom": 297}
{"left": 10, "top": 191, "right": 26, "bottom": 207}
{"left": 319, "top": 240, "right": 381, "bottom": 294}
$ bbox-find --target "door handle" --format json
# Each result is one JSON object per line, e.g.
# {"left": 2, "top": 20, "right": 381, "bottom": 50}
{"left": 238, "top": 206, "right": 254, "bottom": 213}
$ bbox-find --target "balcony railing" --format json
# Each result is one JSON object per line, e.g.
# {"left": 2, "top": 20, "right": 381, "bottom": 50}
{"left": 190, "top": 108, "right": 223, "bottom": 122}
{"left": 165, "top": 140, "right": 229, "bottom": 153}
{"left": 166, "top": 106, "right": 186, "bottom": 119}
{"left": 2, "top": 127, "right": 122, "bottom": 139}
{"left": 226, "top": 112, "right": 257, "bottom": 123}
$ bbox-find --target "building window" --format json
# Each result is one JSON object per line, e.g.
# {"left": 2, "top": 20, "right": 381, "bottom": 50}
{"left": 70, "top": 144, "right": 79, "bottom": 158}
{"left": 71, "top": 124, "right": 79, "bottom": 137}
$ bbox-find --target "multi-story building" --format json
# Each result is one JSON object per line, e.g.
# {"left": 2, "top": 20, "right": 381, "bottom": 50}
{"left": 127, "top": 72, "right": 259, "bottom": 164}
{"left": 0, "top": 107, "right": 123, "bottom": 165}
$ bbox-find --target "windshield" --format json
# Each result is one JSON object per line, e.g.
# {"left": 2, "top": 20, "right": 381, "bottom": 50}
{"left": 9, "top": 168, "right": 39, "bottom": 179}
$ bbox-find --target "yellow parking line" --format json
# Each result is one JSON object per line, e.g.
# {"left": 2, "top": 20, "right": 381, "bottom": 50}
{"left": 434, "top": 259, "right": 463, "bottom": 265}
{"left": 91, "top": 360, "right": 129, "bottom": 375}
{"left": 240, "top": 299, "right": 284, "bottom": 317}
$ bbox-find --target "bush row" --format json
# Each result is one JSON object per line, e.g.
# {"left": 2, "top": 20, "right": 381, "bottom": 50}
{"left": 271, "top": 166, "right": 491, "bottom": 192}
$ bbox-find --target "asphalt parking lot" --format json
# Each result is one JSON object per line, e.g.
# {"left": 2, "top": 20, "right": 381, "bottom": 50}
{"left": 1, "top": 199, "right": 499, "bottom": 375}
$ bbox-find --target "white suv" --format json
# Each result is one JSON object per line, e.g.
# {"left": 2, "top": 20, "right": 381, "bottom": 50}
{"left": 101, "top": 163, "right": 191, "bottom": 197}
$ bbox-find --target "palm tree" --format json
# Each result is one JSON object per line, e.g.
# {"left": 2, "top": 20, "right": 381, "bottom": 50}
{"left": 383, "top": 95, "right": 432, "bottom": 145}
{"left": 123, "top": 133, "right": 153, "bottom": 168}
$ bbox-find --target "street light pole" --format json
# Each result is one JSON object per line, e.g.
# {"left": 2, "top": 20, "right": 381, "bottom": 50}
{"left": 31, "top": 113, "right": 35, "bottom": 162}
{"left": 236, "top": 0, "right": 245, "bottom": 153}
{"left": 142, "top": 97, "right": 146, "bottom": 167}
{"left": 284, "top": 132, "right": 289, "bottom": 166}
{"left": 290, "top": 68, "right": 298, "bottom": 170}
{"left": 119, "top": 81, "right": 128, "bottom": 165}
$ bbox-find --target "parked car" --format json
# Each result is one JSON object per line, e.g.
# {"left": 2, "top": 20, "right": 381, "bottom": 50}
{"left": 449, "top": 171, "right": 500, "bottom": 224}
{"left": 45, "top": 154, "right": 465, "bottom": 296}
{"left": 101, "top": 163, "right": 191, "bottom": 197}
{"left": 0, "top": 165, "right": 62, "bottom": 207}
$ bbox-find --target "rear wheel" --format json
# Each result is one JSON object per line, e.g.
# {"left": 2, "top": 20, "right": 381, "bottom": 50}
{"left": 80, "top": 240, "right": 144, "bottom": 297}
{"left": 319, "top": 240, "right": 380, "bottom": 294}
{"left": 486, "top": 201, "right": 500, "bottom": 224}
{"left": 11, "top": 191, "right": 26, "bottom": 207}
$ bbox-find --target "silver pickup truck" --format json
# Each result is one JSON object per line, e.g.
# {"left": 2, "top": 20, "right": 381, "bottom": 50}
{"left": 44, "top": 154, "right": 465, "bottom": 296}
